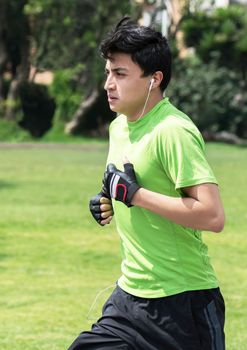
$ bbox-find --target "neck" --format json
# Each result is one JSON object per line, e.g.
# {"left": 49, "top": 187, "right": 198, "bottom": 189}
{"left": 127, "top": 93, "right": 163, "bottom": 122}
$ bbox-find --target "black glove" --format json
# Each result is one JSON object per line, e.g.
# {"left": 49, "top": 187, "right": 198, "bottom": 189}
{"left": 103, "top": 163, "right": 140, "bottom": 207}
{"left": 89, "top": 191, "right": 113, "bottom": 226}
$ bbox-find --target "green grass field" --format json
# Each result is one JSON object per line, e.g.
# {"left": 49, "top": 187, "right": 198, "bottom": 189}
{"left": 0, "top": 142, "right": 246, "bottom": 350}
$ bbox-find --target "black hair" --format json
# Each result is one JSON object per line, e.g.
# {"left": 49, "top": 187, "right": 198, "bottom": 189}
{"left": 100, "top": 16, "right": 172, "bottom": 92}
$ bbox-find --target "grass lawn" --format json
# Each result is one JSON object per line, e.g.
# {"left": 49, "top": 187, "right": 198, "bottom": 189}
{"left": 0, "top": 142, "right": 246, "bottom": 350}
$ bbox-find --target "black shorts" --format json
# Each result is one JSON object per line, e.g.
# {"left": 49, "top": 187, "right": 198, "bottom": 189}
{"left": 68, "top": 285, "right": 225, "bottom": 350}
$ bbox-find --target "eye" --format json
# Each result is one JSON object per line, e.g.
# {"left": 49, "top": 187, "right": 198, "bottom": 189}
{"left": 116, "top": 72, "right": 125, "bottom": 77}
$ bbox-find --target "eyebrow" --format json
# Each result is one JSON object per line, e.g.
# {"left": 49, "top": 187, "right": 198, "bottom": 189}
{"left": 105, "top": 67, "right": 128, "bottom": 73}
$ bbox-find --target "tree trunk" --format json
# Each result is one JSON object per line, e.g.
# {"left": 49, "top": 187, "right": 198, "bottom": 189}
{"left": 0, "top": 0, "right": 7, "bottom": 105}
{"left": 65, "top": 89, "right": 99, "bottom": 135}
{"left": 138, "top": 0, "right": 188, "bottom": 58}
{"left": 5, "top": 17, "right": 30, "bottom": 120}
{"left": 5, "top": 79, "right": 21, "bottom": 120}
{"left": 0, "top": 41, "right": 7, "bottom": 105}
{"left": 166, "top": 0, "right": 188, "bottom": 58}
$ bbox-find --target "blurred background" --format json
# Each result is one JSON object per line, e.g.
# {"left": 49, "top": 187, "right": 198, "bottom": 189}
{"left": 0, "top": 0, "right": 246, "bottom": 143}
{"left": 1, "top": 1, "right": 247, "bottom": 350}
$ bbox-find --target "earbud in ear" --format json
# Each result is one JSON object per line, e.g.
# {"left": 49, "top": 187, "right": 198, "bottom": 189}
{"left": 149, "top": 78, "right": 155, "bottom": 91}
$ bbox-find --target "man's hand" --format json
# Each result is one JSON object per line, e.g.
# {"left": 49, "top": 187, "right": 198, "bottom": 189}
{"left": 89, "top": 192, "right": 114, "bottom": 226}
{"left": 103, "top": 163, "right": 140, "bottom": 207}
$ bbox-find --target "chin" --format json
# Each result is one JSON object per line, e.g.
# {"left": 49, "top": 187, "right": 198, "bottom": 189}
{"left": 109, "top": 105, "right": 121, "bottom": 114}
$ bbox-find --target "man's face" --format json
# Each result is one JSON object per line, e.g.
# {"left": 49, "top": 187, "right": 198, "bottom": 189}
{"left": 104, "top": 52, "right": 151, "bottom": 119}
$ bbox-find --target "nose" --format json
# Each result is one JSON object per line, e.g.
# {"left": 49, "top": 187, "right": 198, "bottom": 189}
{"left": 104, "top": 74, "right": 115, "bottom": 91}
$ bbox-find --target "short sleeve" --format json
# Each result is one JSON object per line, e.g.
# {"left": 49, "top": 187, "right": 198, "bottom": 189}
{"left": 156, "top": 119, "right": 218, "bottom": 189}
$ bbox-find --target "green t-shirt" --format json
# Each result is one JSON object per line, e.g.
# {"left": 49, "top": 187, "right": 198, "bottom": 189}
{"left": 107, "top": 97, "right": 219, "bottom": 298}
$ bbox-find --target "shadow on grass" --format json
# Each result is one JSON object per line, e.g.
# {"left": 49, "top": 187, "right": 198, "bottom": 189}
{"left": 0, "top": 253, "right": 9, "bottom": 262}
{"left": 237, "top": 142, "right": 247, "bottom": 148}
{"left": 0, "top": 180, "right": 17, "bottom": 190}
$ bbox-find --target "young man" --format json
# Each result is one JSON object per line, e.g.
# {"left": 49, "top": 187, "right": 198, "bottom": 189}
{"left": 68, "top": 17, "right": 225, "bottom": 350}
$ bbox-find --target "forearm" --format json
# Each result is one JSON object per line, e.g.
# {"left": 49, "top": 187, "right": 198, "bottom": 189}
{"left": 132, "top": 187, "right": 224, "bottom": 232}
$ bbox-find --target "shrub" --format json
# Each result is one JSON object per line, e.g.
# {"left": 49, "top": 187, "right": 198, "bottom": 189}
{"left": 49, "top": 67, "right": 83, "bottom": 122}
{"left": 181, "top": 5, "right": 247, "bottom": 80}
{"left": 168, "top": 58, "right": 247, "bottom": 138}
{"left": 0, "top": 119, "right": 31, "bottom": 142}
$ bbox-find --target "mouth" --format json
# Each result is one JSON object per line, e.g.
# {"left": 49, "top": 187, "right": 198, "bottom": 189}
{"left": 108, "top": 95, "right": 118, "bottom": 103}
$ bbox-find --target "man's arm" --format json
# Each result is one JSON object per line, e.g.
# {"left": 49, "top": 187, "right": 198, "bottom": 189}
{"left": 132, "top": 183, "right": 225, "bottom": 232}
{"left": 103, "top": 162, "right": 225, "bottom": 232}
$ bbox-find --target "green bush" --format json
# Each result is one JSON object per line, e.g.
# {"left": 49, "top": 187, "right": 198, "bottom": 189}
{"left": 49, "top": 67, "right": 115, "bottom": 136}
{"left": 0, "top": 119, "right": 31, "bottom": 142}
{"left": 49, "top": 67, "right": 83, "bottom": 122}
{"left": 168, "top": 58, "right": 247, "bottom": 138}
{"left": 181, "top": 5, "right": 247, "bottom": 79}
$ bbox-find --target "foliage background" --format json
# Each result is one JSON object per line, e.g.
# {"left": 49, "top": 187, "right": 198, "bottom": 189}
{"left": 0, "top": 0, "right": 246, "bottom": 140}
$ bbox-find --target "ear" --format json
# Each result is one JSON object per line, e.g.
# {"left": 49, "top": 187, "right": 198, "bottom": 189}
{"left": 151, "top": 71, "right": 163, "bottom": 89}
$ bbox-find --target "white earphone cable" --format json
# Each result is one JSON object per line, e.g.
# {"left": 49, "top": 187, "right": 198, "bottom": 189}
{"left": 136, "top": 79, "right": 154, "bottom": 122}
{"left": 86, "top": 283, "right": 116, "bottom": 320}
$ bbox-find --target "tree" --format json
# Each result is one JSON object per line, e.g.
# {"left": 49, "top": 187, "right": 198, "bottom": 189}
{"left": 25, "top": 0, "right": 138, "bottom": 135}
{"left": 0, "top": 0, "right": 138, "bottom": 136}
{"left": 168, "top": 57, "right": 247, "bottom": 138}
{"left": 181, "top": 4, "right": 247, "bottom": 82}
{"left": 0, "top": 0, "right": 31, "bottom": 120}
{"left": 159, "top": 3, "right": 247, "bottom": 141}
{"left": 0, "top": 0, "right": 8, "bottom": 104}
{"left": 65, "top": 0, "right": 138, "bottom": 135}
